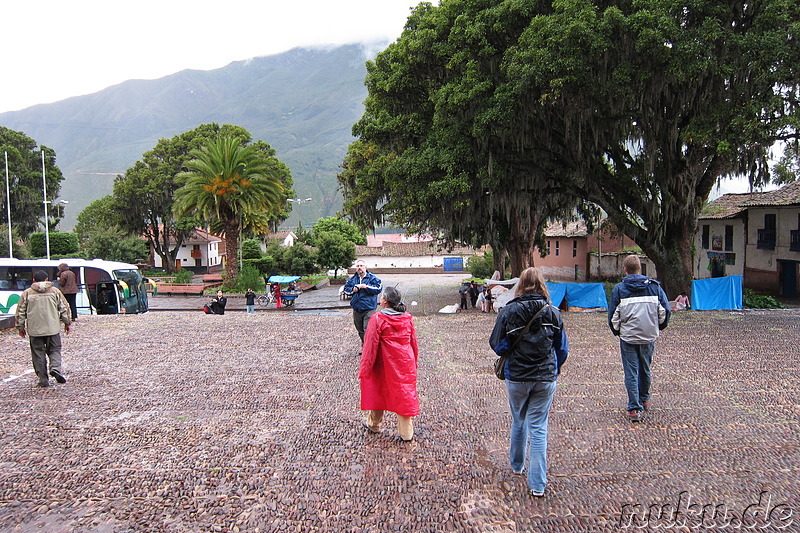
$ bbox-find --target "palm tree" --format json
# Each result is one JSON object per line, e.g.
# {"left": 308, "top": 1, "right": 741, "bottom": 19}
{"left": 173, "top": 136, "right": 285, "bottom": 280}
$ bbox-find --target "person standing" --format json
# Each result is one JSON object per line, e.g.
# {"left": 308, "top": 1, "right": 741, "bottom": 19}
{"left": 359, "top": 287, "right": 419, "bottom": 442}
{"left": 244, "top": 288, "right": 256, "bottom": 314}
{"left": 343, "top": 259, "right": 382, "bottom": 345}
{"left": 56, "top": 262, "right": 79, "bottom": 321}
{"left": 469, "top": 281, "right": 479, "bottom": 308}
{"left": 608, "top": 255, "right": 671, "bottom": 422}
{"left": 16, "top": 270, "right": 71, "bottom": 387}
{"left": 459, "top": 283, "right": 469, "bottom": 310}
{"left": 489, "top": 267, "right": 568, "bottom": 498}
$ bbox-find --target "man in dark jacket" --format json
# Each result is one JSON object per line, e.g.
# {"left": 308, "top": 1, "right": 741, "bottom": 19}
{"left": 343, "top": 259, "right": 382, "bottom": 345}
{"left": 56, "top": 262, "right": 79, "bottom": 321}
{"left": 608, "top": 255, "right": 671, "bottom": 422}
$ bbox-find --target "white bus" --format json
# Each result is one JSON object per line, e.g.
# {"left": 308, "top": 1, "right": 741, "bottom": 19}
{"left": 0, "top": 258, "right": 149, "bottom": 316}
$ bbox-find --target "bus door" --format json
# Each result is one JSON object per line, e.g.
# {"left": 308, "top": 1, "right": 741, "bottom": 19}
{"left": 95, "top": 281, "right": 121, "bottom": 314}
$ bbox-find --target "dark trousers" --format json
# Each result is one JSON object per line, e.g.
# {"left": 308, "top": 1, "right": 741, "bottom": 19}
{"left": 353, "top": 308, "right": 376, "bottom": 344}
{"left": 64, "top": 292, "right": 78, "bottom": 320}
{"left": 30, "top": 334, "right": 63, "bottom": 383}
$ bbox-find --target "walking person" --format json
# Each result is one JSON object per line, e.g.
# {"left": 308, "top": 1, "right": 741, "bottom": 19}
{"left": 608, "top": 255, "right": 671, "bottom": 422}
{"left": 245, "top": 288, "right": 256, "bottom": 314}
{"left": 359, "top": 287, "right": 419, "bottom": 442}
{"left": 489, "top": 267, "right": 568, "bottom": 498}
{"left": 16, "top": 270, "right": 72, "bottom": 387}
{"left": 56, "top": 262, "right": 79, "bottom": 321}
{"left": 343, "top": 259, "right": 382, "bottom": 345}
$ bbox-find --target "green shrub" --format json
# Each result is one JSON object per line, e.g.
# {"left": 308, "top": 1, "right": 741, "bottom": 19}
{"left": 233, "top": 264, "right": 266, "bottom": 293}
{"left": 467, "top": 251, "right": 495, "bottom": 279}
{"left": 29, "top": 231, "right": 79, "bottom": 257}
{"left": 173, "top": 270, "right": 194, "bottom": 283}
{"left": 743, "top": 289, "right": 783, "bottom": 309}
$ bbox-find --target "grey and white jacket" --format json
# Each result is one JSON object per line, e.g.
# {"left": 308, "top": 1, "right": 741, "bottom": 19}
{"left": 608, "top": 274, "right": 671, "bottom": 344}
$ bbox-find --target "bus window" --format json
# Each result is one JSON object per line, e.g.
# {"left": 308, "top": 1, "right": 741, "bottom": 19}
{"left": 15, "top": 269, "right": 33, "bottom": 290}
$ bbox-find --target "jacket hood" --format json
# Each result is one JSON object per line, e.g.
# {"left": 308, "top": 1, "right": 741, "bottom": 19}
{"left": 32, "top": 281, "right": 52, "bottom": 292}
{"left": 622, "top": 274, "right": 653, "bottom": 291}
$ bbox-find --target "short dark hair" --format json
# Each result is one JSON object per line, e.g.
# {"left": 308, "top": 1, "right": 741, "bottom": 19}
{"left": 33, "top": 270, "right": 48, "bottom": 282}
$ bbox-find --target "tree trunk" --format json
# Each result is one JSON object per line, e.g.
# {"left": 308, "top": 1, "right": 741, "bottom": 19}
{"left": 640, "top": 221, "right": 694, "bottom": 301}
{"left": 505, "top": 210, "right": 538, "bottom": 278}
{"left": 491, "top": 245, "right": 507, "bottom": 279}
{"left": 224, "top": 220, "right": 240, "bottom": 281}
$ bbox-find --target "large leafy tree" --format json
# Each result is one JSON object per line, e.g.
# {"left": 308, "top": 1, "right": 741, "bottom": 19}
{"left": 342, "top": 0, "right": 800, "bottom": 294}
{"left": 0, "top": 127, "right": 64, "bottom": 237}
{"left": 173, "top": 135, "right": 287, "bottom": 280}
{"left": 340, "top": 1, "right": 586, "bottom": 276}
{"left": 113, "top": 124, "right": 294, "bottom": 273}
{"left": 498, "top": 0, "right": 800, "bottom": 296}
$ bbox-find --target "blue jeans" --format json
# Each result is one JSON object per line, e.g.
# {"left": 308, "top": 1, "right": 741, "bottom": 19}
{"left": 619, "top": 340, "right": 654, "bottom": 411}
{"left": 506, "top": 380, "right": 557, "bottom": 493}
{"left": 246, "top": 305, "right": 255, "bottom": 314}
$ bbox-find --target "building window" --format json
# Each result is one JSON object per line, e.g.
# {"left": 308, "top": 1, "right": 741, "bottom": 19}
{"left": 702, "top": 225, "right": 710, "bottom": 249}
{"left": 546, "top": 240, "right": 551, "bottom": 255}
{"left": 573, "top": 240, "right": 577, "bottom": 257}
{"left": 757, "top": 214, "right": 777, "bottom": 250}
{"left": 555, "top": 240, "right": 560, "bottom": 256}
{"left": 724, "top": 225, "right": 733, "bottom": 251}
{"left": 791, "top": 214, "right": 800, "bottom": 252}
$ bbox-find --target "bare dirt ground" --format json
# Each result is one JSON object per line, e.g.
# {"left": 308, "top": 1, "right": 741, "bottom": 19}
{"left": 1, "top": 276, "right": 798, "bottom": 532}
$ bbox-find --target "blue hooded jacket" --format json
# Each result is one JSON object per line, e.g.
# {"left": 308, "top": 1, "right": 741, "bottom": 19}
{"left": 343, "top": 270, "right": 382, "bottom": 312}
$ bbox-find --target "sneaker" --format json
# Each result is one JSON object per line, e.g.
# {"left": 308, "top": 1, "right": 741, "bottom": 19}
{"left": 529, "top": 489, "right": 545, "bottom": 498}
{"left": 642, "top": 400, "right": 649, "bottom": 411}
{"left": 50, "top": 369, "right": 67, "bottom": 384}
{"left": 37, "top": 379, "right": 50, "bottom": 388}
{"left": 628, "top": 409, "right": 643, "bottom": 422}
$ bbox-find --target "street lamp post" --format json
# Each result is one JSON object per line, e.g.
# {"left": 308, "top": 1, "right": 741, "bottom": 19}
{"left": 42, "top": 151, "right": 51, "bottom": 260}
{"left": 287, "top": 198, "right": 312, "bottom": 228}
{"left": 4, "top": 151, "right": 11, "bottom": 258}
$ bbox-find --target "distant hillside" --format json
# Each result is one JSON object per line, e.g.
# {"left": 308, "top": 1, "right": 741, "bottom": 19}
{"left": 0, "top": 44, "right": 378, "bottom": 230}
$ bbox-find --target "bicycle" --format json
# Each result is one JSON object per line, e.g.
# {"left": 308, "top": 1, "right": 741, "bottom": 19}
{"left": 256, "top": 291, "right": 275, "bottom": 306}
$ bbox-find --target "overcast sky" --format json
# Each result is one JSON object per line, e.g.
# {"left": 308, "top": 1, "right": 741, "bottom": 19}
{"left": 1, "top": 0, "right": 425, "bottom": 113}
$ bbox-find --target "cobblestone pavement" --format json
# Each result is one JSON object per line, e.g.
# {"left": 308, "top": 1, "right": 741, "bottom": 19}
{"left": 1, "top": 284, "right": 798, "bottom": 531}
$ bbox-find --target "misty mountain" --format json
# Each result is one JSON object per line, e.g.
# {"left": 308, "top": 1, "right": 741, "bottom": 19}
{"left": 0, "top": 44, "right": 378, "bottom": 230}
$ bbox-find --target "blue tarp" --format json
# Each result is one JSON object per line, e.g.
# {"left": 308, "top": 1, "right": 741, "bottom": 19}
{"left": 691, "top": 275, "right": 742, "bottom": 310}
{"left": 546, "top": 282, "right": 608, "bottom": 309}
{"left": 268, "top": 275, "right": 301, "bottom": 283}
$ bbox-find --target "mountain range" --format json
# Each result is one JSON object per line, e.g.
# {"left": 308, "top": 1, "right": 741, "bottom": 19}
{"left": 0, "top": 44, "right": 379, "bottom": 231}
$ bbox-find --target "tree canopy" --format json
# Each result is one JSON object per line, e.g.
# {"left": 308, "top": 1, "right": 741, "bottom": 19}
{"left": 311, "top": 216, "right": 366, "bottom": 245}
{"left": 113, "top": 123, "right": 294, "bottom": 273}
{"left": 340, "top": 0, "right": 800, "bottom": 294}
{"left": 0, "top": 127, "right": 64, "bottom": 238}
{"left": 173, "top": 135, "right": 287, "bottom": 280}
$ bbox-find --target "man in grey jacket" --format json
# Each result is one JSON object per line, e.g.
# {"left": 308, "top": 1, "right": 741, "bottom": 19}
{"left": 16, "top": 270, "right": 72, "bottom": 387}
{"left": 608, "top": 255, "right": 671, "bottom": 422}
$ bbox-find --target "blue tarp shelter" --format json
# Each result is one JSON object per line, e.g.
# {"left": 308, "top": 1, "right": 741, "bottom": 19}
{"left": 546, "top": 282, "right": 608, "bottom": 309}
{"left": 691, "top": 275, "right": 742, "bottom": 310}
{"left": 268, "top": 275, "right": 301, "bottom": 283}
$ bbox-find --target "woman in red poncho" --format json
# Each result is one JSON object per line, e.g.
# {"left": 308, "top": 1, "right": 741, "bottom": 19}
{"left": 359, "top": 286, "right": 419, "bottom": 442}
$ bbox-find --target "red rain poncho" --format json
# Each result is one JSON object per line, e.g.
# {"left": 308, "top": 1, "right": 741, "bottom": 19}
{"left": 359, "top": 311, "right": 420, "bottom": 416}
